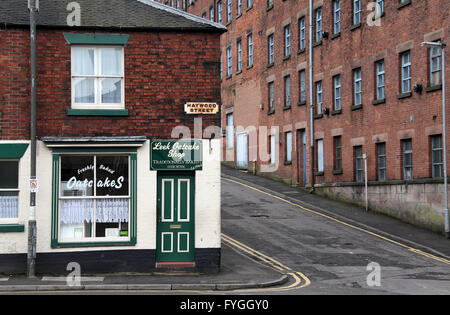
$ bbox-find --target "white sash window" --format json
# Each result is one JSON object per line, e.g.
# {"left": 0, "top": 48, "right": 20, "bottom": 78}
{"left": 71, "top": 46, "right": 124, "bottom": 109}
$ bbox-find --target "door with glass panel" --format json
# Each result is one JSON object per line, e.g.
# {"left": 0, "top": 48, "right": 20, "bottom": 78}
{"left": 59, "top": 155, "right": 130, "bottom": 242}
{"left": 156, "top": 172, "right": 195, "bottom": 263}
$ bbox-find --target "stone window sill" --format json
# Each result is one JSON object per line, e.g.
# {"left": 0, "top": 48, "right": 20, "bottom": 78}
{"left": 372, "top": 98, "right": 386, "bottom": 106}
{"left": 425, "top": 84, "right": 442, "bottom": 93}
{"left": 397, "top": 91, "right": 412, "bottom": 99}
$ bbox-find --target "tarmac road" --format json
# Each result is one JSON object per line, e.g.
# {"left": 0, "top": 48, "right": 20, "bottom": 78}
{"left": 221, "top": 172, "right": 450, "bottom": 295}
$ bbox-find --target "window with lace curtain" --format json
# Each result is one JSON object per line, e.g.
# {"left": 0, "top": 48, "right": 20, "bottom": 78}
{"left": 59, "top": 155, "right": 130, "bottom": 241}
{"left": 0, "top": 160, "right": 19, "bottom": 220}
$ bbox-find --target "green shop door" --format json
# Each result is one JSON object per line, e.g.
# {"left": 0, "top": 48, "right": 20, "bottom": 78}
{"left": 156, "top": 172, "right": 195, "bottom": 264}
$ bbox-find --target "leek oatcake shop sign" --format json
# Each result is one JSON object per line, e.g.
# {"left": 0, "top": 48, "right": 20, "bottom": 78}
{"left": 150, "top": 140, "right": 203, "bottom": 170}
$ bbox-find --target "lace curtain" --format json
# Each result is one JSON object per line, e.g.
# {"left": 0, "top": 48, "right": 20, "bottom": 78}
{"left": 0, "top": 195, "right": 18, "bottom": 218}
{"left": 60, "top": 198, "right": 128, "bottom": 224}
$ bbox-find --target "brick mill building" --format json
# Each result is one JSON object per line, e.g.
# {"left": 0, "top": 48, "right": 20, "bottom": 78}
{"left": 160, "top": 0, "right": 449, "bottom": 235}
{"left": 0, "top": 0, "right": 226, "bottom": 274}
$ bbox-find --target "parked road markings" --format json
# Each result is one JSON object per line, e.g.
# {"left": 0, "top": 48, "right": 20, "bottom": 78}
{"left": 221, "top": 233, "right": 311, "bottom": 291}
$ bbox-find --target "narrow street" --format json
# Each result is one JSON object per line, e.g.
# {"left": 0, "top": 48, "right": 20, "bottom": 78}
{"left": 221, "top": 171, "right": 450, "bottom": 295}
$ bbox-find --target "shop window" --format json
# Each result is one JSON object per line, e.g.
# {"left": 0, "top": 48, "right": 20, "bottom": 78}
{"left": 59, "top": 155, "right": 130, "bottom": 241}
{"left": 0, "top": 161, "right": 19, "bottom": 219}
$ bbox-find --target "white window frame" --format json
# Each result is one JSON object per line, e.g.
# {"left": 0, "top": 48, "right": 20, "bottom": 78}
{"left": 376, "top": 60, "right": 385, "bottom": 100}
{"left": 401, "top": 50, "right": 411, "bottom": 93}
{"left": 227, "top": 46, "right": 232, "bottom": 76}
{"left": 354, "top": 68, "right": 362, "bottom": 106}
{"left": 284, "top": 24, "right": 291, "bottom": 57}
{"left": 430, "top": 44, "right": 442, "bottom": 86}
{"left": 237, "top": 39, "right": 242, "bottom": 72}
{"left": 299, "top": 17, "right": 306, "bottom": 50}
{"left": 218, "top": 1, "right": 223, "bottom": 24}
{"left": 71, "top": 45, "right": 125, "bottom": 110}
{"left": 248, "top": 33, "right": 254, "bottom": 67}
{"left": 353, "top": 0, "right": 361, "bottom": 25}
{"left": 268, "top": 34, "right": 274, "bottom": 64}
{"left": 316, "top": 81, "right": 323, "bottom": 114}
{"left": 315, "top": 8, "right": 322, "bottom": 43}
{"left": 333, "top": 0, "right": 341, "bottom": 34}
{"left": 333, "top": 74, "right": 341, "bottom": 111}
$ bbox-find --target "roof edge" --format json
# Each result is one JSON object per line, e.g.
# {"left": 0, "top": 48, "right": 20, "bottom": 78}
{"left": 137, "top": 0, "right": 227, "bottom": 32}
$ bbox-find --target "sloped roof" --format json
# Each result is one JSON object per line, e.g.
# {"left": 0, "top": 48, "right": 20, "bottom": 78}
{"left": 0, "top": 0, "right": 227, "bottom": 32}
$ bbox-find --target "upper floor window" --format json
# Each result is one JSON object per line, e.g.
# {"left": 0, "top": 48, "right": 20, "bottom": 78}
{"left": 248, "top": 33, "right": 254, "bottom": 67}
{"left": 377, "top": 0, "right": 385, "bottom": 13}
{"left": 315, "top": 80, "right": 323, "bottom": 115}
{"left": 268, "top": 34, "right": 274, "bottom": 65}
{"left": 71, "top": 46, "right": 124, "bottom": 109}
{"left": 353, "top": 68, "right": 362, "bottom": 106}
{"left": 237, "top": 0, "right": 242, "bottom": 15}
{"left": 210, "top": 6, "right": 215, "bottom": 22}
{"left": 218, "top": 1, "right": 223, "bottom": 24}
{"left": 333, "top": 74, "right": 341, "bottom": 111}
{"left": 315, "top": 8, "right": 322, "bottom": 43}
{"left": 430, "top": 42, "right": 442, "bottom": 86}
{"left": 400, "top": 50, "right": 411, "bottom": 93}
{"left": 333, "top": 0, "right": 341, "bottom": 34}
{"left": 299, "top": 17, "right": 306, "bottom": 51}
{"left": 227, "top": 0, "right": 232, "bottom": 23}
{"left": 353, "top": 0, "right": 362, "bottom": 25}
{"left": 284, "top": 75, "right": 291, "bottom": 108}
{"left": 268, "top": 81, "right": 275, "bottom": 112}
{"left": 376, "top": 59, "right": 385, "bottom": 100}
{"left": 226, "top": 46, "right": 232, "bottom": 77}
{"left": 237, "top": 39, "right": 242, "bottom": 72}
{"left": 284, "top": 24, "right": 291, "bottom": 57}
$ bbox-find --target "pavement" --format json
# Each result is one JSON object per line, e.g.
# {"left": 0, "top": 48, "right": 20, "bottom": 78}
{"left": 0, "top": 243, "right": 288, "bottom": 293}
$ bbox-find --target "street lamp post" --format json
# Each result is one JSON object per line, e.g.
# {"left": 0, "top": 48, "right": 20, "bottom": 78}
{"left": 421, "top": 41, "right": 448, "bottom": 239}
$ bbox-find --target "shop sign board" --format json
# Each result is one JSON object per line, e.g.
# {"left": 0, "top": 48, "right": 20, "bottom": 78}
{"left": 150, "top": 140, "right": 203, "bottom": 171}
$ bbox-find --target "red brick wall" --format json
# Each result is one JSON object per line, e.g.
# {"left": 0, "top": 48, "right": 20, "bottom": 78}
{"left": 0, "top": 27, "right": 221, "bottom": 140}
{"left": 0, "top": 29, "right": 31, "bottom": 140}
{"left": 184, "top": 0, "right": 449, "bottom": 185}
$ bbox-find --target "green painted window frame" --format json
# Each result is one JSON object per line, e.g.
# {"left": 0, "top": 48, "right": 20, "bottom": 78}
{"left": 63, "top": 33, "right": 130, "bottom": 45}
{"left": 50, "top": 148, "right": 138, "bottom": 248}
{"left": 0, "top": 224, "right": 25, "bottom": 233}
{"left": 0, "top": 143, "right": 29, "bottom": 158}
{"left": 67, "top": 109, "right": 129, "bottom": 117}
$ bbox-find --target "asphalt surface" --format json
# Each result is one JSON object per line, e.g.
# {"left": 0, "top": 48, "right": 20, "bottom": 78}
{"left": 1, "top": 165, "right": 450, "bottom": 295}
{"left": 221, "top": 166, "right": 450, "bottom": 295}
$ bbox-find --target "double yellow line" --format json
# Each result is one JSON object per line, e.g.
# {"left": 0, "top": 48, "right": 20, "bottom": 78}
{"left": 223, "top": 177, "right": 450, "bottom": 266}
{"left": 221, "top": 233, "right": 311, "bottom": 291}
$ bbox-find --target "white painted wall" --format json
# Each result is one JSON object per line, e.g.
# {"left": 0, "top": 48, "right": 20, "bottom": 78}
{"left": 0, "top": 139, "right": 221, "bottom": 254}
{"left": 0, "top": 140, "right": 30, "bottom": 254}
